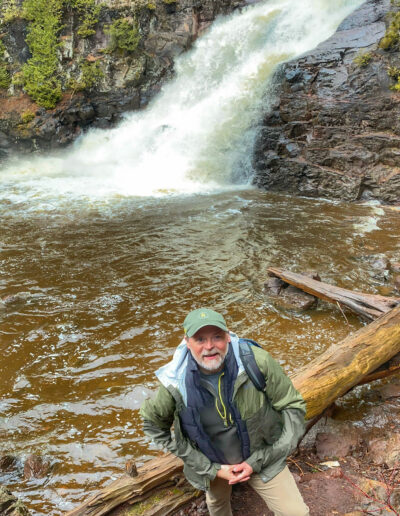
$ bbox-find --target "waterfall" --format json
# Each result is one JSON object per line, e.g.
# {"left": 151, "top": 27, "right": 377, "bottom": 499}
{"left": 1, "top": 0, "right": 363, "bottom": 204}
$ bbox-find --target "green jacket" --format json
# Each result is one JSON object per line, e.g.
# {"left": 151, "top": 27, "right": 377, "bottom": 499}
{"left": 140, "top": 334, "right": 306, "bottom": 491}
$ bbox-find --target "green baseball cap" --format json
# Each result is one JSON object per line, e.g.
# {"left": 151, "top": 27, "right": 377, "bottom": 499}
{"left": 183, "top": 308, "right": 228, "bottom": 338}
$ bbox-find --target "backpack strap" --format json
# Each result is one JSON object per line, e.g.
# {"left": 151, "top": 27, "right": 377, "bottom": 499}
{"left": 238, "top": 339, "right": 266, "bottom": 392}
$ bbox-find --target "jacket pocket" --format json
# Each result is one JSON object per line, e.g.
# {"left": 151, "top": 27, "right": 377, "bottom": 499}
{"left": 245, "top": 403, "right": 283, "bottom": 450}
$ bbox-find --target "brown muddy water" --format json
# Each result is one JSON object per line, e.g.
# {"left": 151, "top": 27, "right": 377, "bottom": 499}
{"left": 1, "top": 189, "right": 400, "bottom": 514}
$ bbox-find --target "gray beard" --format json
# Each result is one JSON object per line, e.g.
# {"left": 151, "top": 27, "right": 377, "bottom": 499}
{"left": 191, "top": 347, "right": 228, "bottom": 373}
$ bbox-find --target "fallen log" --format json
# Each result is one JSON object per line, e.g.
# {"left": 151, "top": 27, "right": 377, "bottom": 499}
{"left": 291, "top": 305, "right": 400, "bottom": 419}
{"left": 267, "top": 267, "right": 400, "bottom": 321}
{"left": 67, "top": 304, "right": 400, "bottom": 515}
{"left": 65, "top": 454, "right": 198, "bottom": 516}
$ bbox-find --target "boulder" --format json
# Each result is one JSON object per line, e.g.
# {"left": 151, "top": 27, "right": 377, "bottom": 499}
{"left": 0, "top": 487, "right": 30, "bottom": 515}
{"left": 0, "top": 455, "right": 18, "bottom": 472}
{"left": 315, "top": 431, "right": 360, "bottom": 460}
{"left": 23, "top": 455, "right": 51, "bottom": 479}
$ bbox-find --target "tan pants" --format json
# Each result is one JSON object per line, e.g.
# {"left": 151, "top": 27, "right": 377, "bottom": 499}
{"left": 206, "top": 466, "right": 309, "bottom": 516}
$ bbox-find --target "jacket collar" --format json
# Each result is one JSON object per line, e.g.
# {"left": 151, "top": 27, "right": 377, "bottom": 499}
{"left": 155, "top": 332, "right": 245, "bottom": 404}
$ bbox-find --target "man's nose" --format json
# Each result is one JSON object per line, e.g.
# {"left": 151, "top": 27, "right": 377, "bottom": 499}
{"left": 203, "top": 339, "right": 214, "bottom": 349}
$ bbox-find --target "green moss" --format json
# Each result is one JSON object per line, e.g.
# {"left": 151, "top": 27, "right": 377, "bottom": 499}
{"left": 380, "top": 11, "right": 400, "bottom": 50}
{"left": 0, "top": 64, "right": 10, "bottom": 88}
{"left": 146, "top": 2, "right": 156, "bottom": 9}
{"left": 105, "top": 18, "right": 140, "bottom": 53}
{"left": 124, "top": 493, "right": 163, "bottom": 515}
{"left": 20, "top": 109, "right": 35, "bottom": 123}
{"left": 2, "top": 0, "right": 24, "bottom": 24}
{"left": 387, "top": 65, "right": 400, "bottom": 90}
{"left": 0, "top": 39, "right": 10, "bottom": 88}
{"left": 68, "top": 59, "right": 103, "bottom": 90}
{"left": 11, "top": 70, "right": 24, "bottom": 86}
{"left": 21, "top": 0, "right": 63, "bottom": 108}
{"left": 353, "top": 52, "right": 372, "bottom": 67}
{"left": 66, "top": 0, "right": 101, "bottom": 38}
{"left": 162, "top": 0, "right": 176, "bottom": 4}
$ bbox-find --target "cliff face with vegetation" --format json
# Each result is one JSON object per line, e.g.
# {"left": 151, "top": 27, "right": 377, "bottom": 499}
{"left": 0, "top": 0, "right": 242, "bottom": 156}
{"left": 253, "top": 0, "right": 400, "bottom": 204}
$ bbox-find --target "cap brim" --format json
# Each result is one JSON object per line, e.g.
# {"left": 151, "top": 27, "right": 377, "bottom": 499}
{"left": 186, "top": 321, "right": 228, "bottom": 338}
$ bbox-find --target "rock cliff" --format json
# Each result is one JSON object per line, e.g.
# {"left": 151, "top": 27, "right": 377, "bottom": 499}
{"left": 0, "top": 0, "right": 242, "bottom": 157}
{"left": 253, "top": 0, "right": 400, "bottom": 203}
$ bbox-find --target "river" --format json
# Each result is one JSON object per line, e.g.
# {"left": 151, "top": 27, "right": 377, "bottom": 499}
{"left": 3, "top": 0, "right": 400, "bottom": 514}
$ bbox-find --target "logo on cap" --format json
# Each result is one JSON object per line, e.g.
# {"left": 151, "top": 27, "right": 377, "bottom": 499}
{"left": 200, "top": 312, "right": 208, "bottom": 318}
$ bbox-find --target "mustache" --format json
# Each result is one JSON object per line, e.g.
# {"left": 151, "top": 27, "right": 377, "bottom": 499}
{"left": 201, "top": 349, "right": 220, "bottom": 357}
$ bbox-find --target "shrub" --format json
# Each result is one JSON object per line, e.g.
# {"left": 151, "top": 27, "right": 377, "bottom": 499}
{"left": 21, "top": 0, "right": 63, "bottom": 108}
{"left": 68, "top": 59, "right": 103, "bottom": 90}
{"left": 387, "top": 65, "right": 400, "bottom": 90}
{"left": 2, "top": 0, "right": 24, "bottom": 24}
{"left": 105, "top": 18, "right": 140, "bottom": 52}
{"left": 353, "top": 52, "right": 372, "bottom": 67}
{"left": 380, "top": 11, "right": 400, "bottom": 50}
{"left": 66, "top": 0, "right": 101, "bottom": 38}
{"left": 20, "top": 109, "right": 35, "bottom": 123}
{"left": 0, "top": 39, "right": 10, "bottom": 88}
{"left": 0, "top": 64, "right": 10, "bottom": 88}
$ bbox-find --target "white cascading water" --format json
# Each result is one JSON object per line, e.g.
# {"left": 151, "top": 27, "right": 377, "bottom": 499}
{"left": 1, "top": 0, "right": 363, "bottom": 203}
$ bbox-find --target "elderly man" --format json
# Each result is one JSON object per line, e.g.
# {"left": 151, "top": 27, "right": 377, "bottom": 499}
{"left": 140, "top": 308, "right": 309, "bottom": 516}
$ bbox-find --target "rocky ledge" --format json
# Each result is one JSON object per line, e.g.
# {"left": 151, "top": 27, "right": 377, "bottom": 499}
{"left": 253, "top": 0, "right": 400, "bottom": 204}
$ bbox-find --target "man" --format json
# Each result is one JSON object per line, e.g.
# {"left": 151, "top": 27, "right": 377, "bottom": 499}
{"left": 140, "top": 308, "right": 309, "bottom": 516}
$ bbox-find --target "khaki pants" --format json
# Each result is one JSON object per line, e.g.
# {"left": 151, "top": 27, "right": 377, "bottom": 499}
{"left": 206, "top": 466, "right": 309, "bottom": 516}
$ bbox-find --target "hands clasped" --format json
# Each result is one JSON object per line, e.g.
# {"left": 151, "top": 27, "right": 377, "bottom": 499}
{"left": 216, "top": 462, "right": 253, "bottom": 484}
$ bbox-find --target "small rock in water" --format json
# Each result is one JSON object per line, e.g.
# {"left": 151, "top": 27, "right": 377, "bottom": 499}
{"left": 264, "top": 277, "right": 286, "bottom": 295}
{"left": 369, "top": 255, "right": 390, "bottom": 271}
{"left": 2, "top": 292, "right": 30, "bottom": 307}
{"left": 0, "top": 454, "right": 18, "bottom": 471}
{"left": 278, "top": 285, "right": 318, "bottom": 311}
{"left": 23, "top": 455, "right": 51, "bottom": 479}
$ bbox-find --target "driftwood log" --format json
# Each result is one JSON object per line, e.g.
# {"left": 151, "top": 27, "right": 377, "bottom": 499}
{"left": 66, "top": 454, "right": 194, "bottom": 516}
{"left": 67, "top": 274, "right": 400, "bottom": 516}
{"left": 267, "top": 267, "right": 400, "bottom": 321}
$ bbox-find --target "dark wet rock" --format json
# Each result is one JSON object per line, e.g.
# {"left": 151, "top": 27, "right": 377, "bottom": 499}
{"left": 369, "top": 255, "right": 390, "bottom": 271}
{"left": 264, "top": 277, "right": 286, "bottom": 295}
{"left": 2, "top": 292, "right": 30, "bottom": 307}
{"left": 23, "top": 455, "right": 51, "bottom": 479}
{"left": 267, "top": 284, "right": 318, "bottom": 311}
{"left": 264, "top": 270, "right": 319, "bottom": 310}
{"left": 278, "top": 285, "right": 318, "bottom": 311}
{"left": 0, "top": 455, "right": 18, "bottom": 472}
{"left": 253, "top": 0, "right": 400, "bottom": 204}
{"left": 315, "top": 431, "right": 361, "bottom": 460}
{"left": 0, "top": 486, "right": 30, "bottom": 515}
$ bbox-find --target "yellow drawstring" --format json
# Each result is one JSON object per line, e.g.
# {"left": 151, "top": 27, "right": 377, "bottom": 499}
{"left": 215, "top": 373, "right": 233, "bottom": 426}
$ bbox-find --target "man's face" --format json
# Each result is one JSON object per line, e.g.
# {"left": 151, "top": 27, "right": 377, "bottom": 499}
{"left": 185, "top": 325, "right": 230, "bottom": 373}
